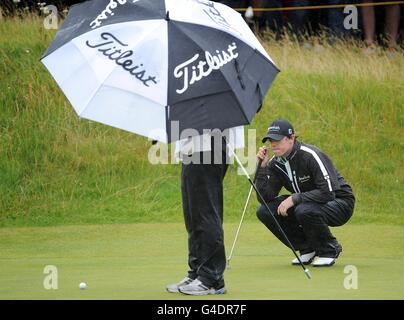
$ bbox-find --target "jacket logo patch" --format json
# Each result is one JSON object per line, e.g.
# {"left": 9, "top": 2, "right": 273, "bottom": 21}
{"left": 298, "top": 175, "right": 311, "bottom": 183}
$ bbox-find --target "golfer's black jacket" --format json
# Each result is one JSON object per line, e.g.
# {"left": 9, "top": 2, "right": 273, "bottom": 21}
{"left": 256, "top": 140, "right": 355, "bottom": 205}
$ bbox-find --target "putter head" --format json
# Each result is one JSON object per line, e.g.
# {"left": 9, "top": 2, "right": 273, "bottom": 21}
{"left": 304, "top": 268, "right": 312, "bottom": 279}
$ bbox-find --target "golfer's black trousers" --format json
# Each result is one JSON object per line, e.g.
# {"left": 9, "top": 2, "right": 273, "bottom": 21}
{"left": 181, "top": 149, "right": 228, "bottom": 289}
{"left": 256, "top": 195, "right": 354, "bottom": 257}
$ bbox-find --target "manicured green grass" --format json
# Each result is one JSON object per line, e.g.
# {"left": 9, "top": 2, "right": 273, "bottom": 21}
{"left": 0, "top": 222, "right": 403, "bottom": 300}
{"left": 1, "top": 13, "right": 403, "bottom": 302}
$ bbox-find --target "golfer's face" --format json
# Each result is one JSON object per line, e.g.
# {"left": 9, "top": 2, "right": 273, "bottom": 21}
{"left": 270, "top": 137, "right": 293, "bottom": 157}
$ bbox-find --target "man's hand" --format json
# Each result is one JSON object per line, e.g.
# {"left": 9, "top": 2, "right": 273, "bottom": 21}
{"left": 277, "top": 196, "right": 294, "bottom": 216}
{"left": 257, "top": 146, "right": 270, "bottom": 168}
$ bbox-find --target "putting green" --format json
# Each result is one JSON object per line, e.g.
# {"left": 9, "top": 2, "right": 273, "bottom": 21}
{"left": 0, "top": 223, "right": 403, "bottom": 299}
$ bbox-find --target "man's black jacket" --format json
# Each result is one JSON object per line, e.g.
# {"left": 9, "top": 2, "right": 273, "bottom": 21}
{"left": 256, "top": 140, "right": 355, "bottom": 206}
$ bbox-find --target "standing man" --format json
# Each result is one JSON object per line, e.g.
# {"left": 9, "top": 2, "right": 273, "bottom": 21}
{"left": 256, "top": 119, "right": 355, "bottom": 266}
{"left": 166, "top": 126, "right": 244, "bottom": 295}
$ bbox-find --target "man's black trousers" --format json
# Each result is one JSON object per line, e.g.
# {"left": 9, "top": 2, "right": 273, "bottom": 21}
{"left": 256, "top": 195, "right": 354, "bottom": 257}
{"left": 181, "top": 150, "right": 228, "bottom": 288}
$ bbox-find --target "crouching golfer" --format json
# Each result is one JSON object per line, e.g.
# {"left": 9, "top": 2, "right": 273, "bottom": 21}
{"left": 256, "top": 119, "right": 355, "bottom": 267}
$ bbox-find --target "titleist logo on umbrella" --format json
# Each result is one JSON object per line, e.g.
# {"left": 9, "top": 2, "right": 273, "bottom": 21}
{"left": 90, "top": 0, "right": 140, "bottom": 29}
{"left": 194, "top": 0, "right": 241, "bottom": 36}
{"left": 174, "top": 43, "right": 238, "bottom": 94}
{"left": 86, "top": 32, "right": 157, "bottom": 87}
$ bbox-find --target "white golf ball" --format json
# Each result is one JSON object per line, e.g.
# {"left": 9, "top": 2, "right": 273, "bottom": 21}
{"left": 79, "top": 282, "right": 87, "bottom": 290}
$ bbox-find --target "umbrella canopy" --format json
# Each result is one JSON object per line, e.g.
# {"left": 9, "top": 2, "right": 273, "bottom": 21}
{"left": 41, "top": 0, "right": 280, "bottom": 143}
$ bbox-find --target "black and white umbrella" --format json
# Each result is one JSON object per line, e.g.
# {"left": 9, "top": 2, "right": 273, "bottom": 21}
{"left": 41, "top": 0, "right": 280, "bottom": 142}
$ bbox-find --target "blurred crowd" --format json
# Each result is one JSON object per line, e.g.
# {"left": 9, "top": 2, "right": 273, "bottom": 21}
{"left": 219, "top": 1, "right": 402, "bottom": 51}
{"left": 1, "top": 0, "right": 402, "bottom": 51}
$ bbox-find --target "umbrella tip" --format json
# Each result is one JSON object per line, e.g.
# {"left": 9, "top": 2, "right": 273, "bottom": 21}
{"left": 165, "top": 11, "right": 170, "bottom": 21}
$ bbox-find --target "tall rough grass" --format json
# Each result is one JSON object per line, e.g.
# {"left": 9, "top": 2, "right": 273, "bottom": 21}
{"left": 0, "top": 16, "right": 403, "bottom": 227}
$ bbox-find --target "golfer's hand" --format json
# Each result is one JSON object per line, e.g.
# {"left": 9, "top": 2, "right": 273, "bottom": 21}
{"left": 277, "top": 196, "right": 294, "bottom": 216}
{"left": 257, "top": 147, "right": 270, "bottom": 168}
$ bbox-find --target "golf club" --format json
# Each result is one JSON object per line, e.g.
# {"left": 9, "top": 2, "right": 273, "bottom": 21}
{"left": 226, "top": 139, "right": 312, "bottom": 279}
{"left": 227, "top": 159, "right": 262, "bottom": 269}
